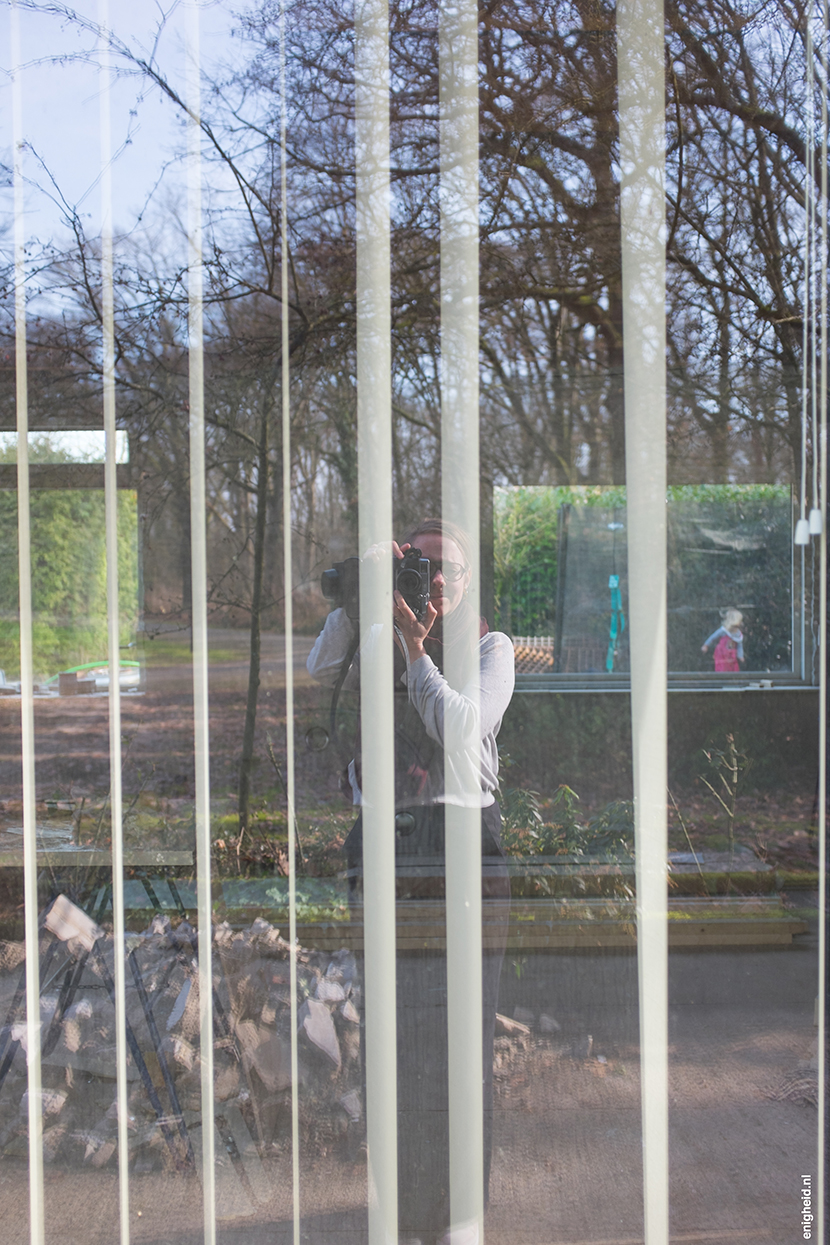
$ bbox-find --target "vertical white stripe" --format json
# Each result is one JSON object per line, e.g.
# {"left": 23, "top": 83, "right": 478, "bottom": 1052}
{"left": 354, "top": 5, "right": 398, "bottom": 1242}
{"left": 810, "top": 20, "right": 821, "bottom": 527}
{"left": 98, "top": 6, "right": 130, "bottom": 1242}
{"left": 800, "top": 24, "right": 813, "bottom": 539}
{"left": 817, "top": 2, "right": 828, "bottom": 1235}
{"left": 279, "top": 3, "right": 302, "bottom": 1240}
{"left": 185, "top": 5, "right": 216, "bottom": 1242}
{"left": 798, "top": 15, "right": 813, "bottom": 682}
{"left": 11, "top": 6, "right": 45, "bottom": 1243}
{"left": 438, "top": 1, "right": 484, "bottom": 1236}
{"left": 617, "top": 3, "right": 669, "bottom": 1245}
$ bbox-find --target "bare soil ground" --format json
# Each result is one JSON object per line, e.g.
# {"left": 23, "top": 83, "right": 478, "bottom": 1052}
{"left": 0, "top": 998, "right": 817, "bottom": 1245}
{"left": 0, "top": 630, "right": 819, "bottom": 876}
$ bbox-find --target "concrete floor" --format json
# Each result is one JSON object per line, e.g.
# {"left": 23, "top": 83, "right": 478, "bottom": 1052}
{"left": 0, "top": 924, "right": 821, "bottom": 1245}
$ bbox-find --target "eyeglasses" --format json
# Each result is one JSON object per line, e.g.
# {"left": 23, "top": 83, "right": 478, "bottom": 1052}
{"left": 429, "top": 559, "right": 467, "bottom": 583}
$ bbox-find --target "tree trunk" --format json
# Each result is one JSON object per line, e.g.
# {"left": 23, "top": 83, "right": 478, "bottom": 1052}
{"left": 237, "top": 404, "right": 270, "bottom": 847}
{"left": 605, "top": 285, "right": 626, "bottom": 485}
{"left": 712, "top": 289, "right": 731, "bottom": 484}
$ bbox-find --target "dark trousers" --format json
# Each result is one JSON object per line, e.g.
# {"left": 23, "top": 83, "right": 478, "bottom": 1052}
{"left": 345, "top": 803, "right": 510, "bottom": 1238}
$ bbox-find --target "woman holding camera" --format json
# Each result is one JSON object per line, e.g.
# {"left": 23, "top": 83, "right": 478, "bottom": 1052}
{"left": 307, "top": 517, "right": 515, "bottom": 1245}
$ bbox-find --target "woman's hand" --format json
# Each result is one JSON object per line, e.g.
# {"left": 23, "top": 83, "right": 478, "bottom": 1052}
{"left": 361, "top": 543, "right": 436, "bottom": 658}
{"left": 362, "top": 540, "right": 410, "bottom": 563}
{"left": 393, "top": 589, "right": 437, "bottom": 662}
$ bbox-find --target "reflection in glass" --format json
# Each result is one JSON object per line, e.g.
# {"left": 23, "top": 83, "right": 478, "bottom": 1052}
{"left": 308, "top": 519, "right": 514, "bottom": 1242}
{"left": 0, "top": 0, "right": 824, "bottom": 1242}
{"left": 496, "top": 484, "right": 796, "bottom": 677}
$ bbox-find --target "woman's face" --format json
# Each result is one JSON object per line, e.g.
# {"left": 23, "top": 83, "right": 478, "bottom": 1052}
{"left": 411, "top": 533, "right": 471, "bottom": 619}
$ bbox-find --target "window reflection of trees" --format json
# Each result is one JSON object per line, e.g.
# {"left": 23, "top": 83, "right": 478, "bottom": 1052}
{"left": 3, "top": 2, "right": 812, "bottom": 500}
{"left": 0, "top": 0, "right": 816, "bottom": 799}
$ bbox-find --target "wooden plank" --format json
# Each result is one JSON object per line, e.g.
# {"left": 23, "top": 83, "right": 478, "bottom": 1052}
{"left": 0, "top": 463, "right": 132, "bottom": 489}
{"left": 0, "top": 850, "right": 193, "bottom": 867}
{"left": 0, "top": 414, "right": 108, "bottom": 432}
{"left": 252, "top": 916, "right": 809, "bottom": 953}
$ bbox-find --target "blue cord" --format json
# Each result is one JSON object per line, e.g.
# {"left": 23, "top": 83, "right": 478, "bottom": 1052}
{"left": 606, "top": 573, "right": 626, "bottom": 672}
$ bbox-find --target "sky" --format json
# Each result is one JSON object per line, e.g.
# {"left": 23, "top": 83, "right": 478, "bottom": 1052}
{"left": 2, "top": 0, "right": 242, "bottom": 254}
{"left": 0, "top": 430, "right": 129, "bottom": 460}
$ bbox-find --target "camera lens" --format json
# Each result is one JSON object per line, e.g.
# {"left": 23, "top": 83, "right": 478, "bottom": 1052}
{"left": 320, "top": 568, "right": 340, "bottom": 599}
{"left": 397, "top": 568, "right": 420, "bottom": 592}
{"left": 395, "top": 812, "right": 416, "bottom": 836}
{"left": 305, "top": 726, "right": 330, "bottom": 752}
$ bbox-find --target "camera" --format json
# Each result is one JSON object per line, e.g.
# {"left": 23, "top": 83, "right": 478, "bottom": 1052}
{"left": 320, "top": 557, "right": 361, "bottom": 621}
{"left": 320, "top": 548, "right": 431, "bottom": 622}
{"left": 394, "top": 548, "right": 431, "bottom": 621}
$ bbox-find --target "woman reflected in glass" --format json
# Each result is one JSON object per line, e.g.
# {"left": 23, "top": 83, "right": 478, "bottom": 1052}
{"left": 308, "top": 517, "right": 515, "bottom": 1245}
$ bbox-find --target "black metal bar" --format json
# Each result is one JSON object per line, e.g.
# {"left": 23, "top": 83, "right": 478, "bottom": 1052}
{"left": 166, "top": 878, "right": 188, "bottom": 920}
{"left": 139, "top": 876, "right": 164, "bottom": 913}
{"left": 41, "top": 958, "right": 81, "bottom": 1058}
{"left": 128, "top": 948, "right": 195, "bottom": 1165}
{"left": 93, "top": 943, "right": 190, "bottom": 1170}
{"left": 41, "top": 888, "right": 113, "bottom": 1059}
{"left": 171, "top": 919, "right": 234, "bottom": 1043}
{"left": 0, "top": 961, "right": 29, "bottom": 1089}
{"left": 0, "top": 937, "right": 59, "bottom": 1089}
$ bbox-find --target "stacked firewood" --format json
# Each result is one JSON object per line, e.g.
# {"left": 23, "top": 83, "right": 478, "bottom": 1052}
{"left": 0, "top": 910, "right": 364, "bottom": 1173}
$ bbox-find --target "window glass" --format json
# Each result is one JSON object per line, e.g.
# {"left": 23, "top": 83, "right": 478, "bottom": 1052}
{"left": 0, "top": 2, "right": 823, "bottom": 1244}
{"left": 498, "top": 483, "right": 797, "bottom": 678}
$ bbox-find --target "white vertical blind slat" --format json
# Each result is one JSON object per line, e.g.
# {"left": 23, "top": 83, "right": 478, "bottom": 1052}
{"left": 817, "top": 3, "right": 828, "bottom": 1235}
{"left": 98, "top": 5, "right": 130, "bottom": 1241}
{"left": 11, "top": 5, "right": 46, "bottom": 1242}
{"left": 354, "top": 2, "right": 399, "bottom": 1239}
{"left": 617, "top": 1, "right": 670, "bottom": 1242}
{"left": 279, "top": 2, "right": 302, "bottom": 1238}
{"left": 185, "top": 5, "right": 216, "bottom": 1242}
{"left": 439, "top": 0, "right": 485, "bottom": 1236}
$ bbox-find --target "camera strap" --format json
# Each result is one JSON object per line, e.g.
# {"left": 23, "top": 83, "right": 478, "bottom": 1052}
{"left": 329, "top": 627, "right": 360, "bottom": 741}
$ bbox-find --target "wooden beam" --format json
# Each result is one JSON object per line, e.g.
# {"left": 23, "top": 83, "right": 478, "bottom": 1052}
{"left": 0, "top": 463, "right": 133, "bottom": 489}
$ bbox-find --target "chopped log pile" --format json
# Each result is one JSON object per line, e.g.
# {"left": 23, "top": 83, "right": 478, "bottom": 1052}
{"left": 0, "top": 908, "right": 364, "bottom": 1174}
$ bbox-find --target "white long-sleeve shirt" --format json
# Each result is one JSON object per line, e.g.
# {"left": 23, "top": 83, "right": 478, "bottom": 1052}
{"left": 306, "top": 607, "right": 515, "bottom": 808}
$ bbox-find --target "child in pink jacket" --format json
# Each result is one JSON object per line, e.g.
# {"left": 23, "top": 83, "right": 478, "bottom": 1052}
{"left": 701, "top": 609, "right": 744, "bottom": 672}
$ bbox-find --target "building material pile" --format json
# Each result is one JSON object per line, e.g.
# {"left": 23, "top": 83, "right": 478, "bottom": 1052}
{"left": 0, "top": 905, "right": 364, "bottom": 1175}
